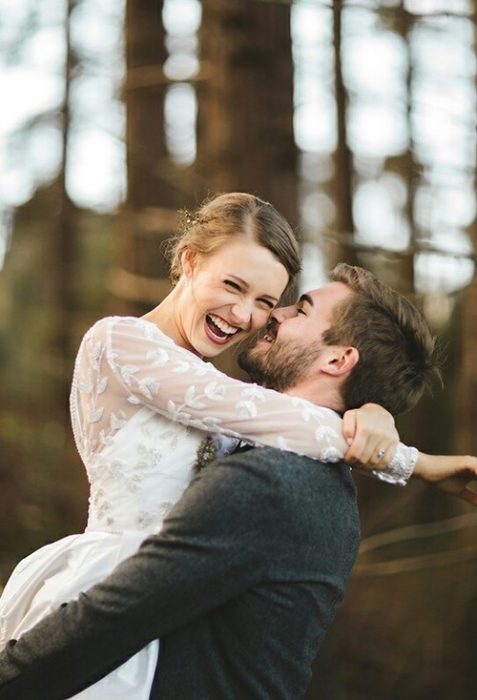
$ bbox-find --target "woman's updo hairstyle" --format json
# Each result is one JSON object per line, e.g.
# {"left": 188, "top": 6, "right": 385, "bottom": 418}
{"left": 168, "top": 192, "right": 301, "bottom": 294}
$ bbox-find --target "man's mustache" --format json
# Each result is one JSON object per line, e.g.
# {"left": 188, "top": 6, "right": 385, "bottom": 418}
{"left": 261, "top": 317, "right": 279, "bottom": 342}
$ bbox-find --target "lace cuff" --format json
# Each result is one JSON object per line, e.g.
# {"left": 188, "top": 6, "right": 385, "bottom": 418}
{"left": 370, "top": 444, "right": 418, "bottom": 486}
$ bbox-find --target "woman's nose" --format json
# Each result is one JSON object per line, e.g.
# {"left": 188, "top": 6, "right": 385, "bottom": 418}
{"left": 271, "top": 304, "right": 295, "bottom": 323}
{"left": 231, "top": 300, "right": 252, "bottom": 326}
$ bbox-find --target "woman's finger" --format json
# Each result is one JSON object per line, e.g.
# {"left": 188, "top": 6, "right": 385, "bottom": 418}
{"left": 342, "top": 410, "right": 358, "bottom": 445}
{"left": 372, "top": 443, "right": 396, "bottom": 470}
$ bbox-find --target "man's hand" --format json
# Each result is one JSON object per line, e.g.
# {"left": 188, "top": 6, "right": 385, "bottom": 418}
{"left": 342, "top": 403, "right": 399, "bottom": 469}
{"left": 414, "top": 453, "right": 477, "bottom": 505}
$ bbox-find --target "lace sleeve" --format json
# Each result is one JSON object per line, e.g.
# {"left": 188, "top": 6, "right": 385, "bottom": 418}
{"left": 102, "top": 317, "right": 415, "bottom": 481}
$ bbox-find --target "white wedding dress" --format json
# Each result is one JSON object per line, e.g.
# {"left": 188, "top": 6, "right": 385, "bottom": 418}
{"left": 0, "top": 316, "right": 417, "bottom": 698}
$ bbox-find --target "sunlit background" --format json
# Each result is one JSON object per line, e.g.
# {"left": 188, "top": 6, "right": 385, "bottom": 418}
{"left": 0, "top": 1, "right": 476, "bottom": 698}
{"left": 2, "top": 0, "right": 476, "bottom": 291}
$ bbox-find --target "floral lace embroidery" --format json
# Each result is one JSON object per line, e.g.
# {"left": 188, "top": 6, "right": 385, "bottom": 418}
{"left": 371, "top": 445, "right": 418, "bottom": 486}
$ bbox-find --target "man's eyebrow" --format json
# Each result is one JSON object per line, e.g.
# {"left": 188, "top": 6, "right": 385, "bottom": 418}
{"left": 299, "top": 293, "right": 314, "bottom": 307}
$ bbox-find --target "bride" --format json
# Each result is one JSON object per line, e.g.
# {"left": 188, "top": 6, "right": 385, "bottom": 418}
{"left": 0, "top": 192, "right": 473, "bottom": 698}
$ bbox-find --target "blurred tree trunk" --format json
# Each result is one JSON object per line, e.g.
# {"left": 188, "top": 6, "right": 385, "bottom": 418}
{"left": 49, "top": 1, "right": 85, "bottom": 532}
{"left": 197, "top": 0, "right": 297, "bottom": 227}
{"left": 52, "top": 0, "right": 77, "bottom": 405}
{"left": 327, "top": 0, "right": 359, "bottom": 268}
{"left": 455, "top": 0, "right": 477, "bottom": 454}
{"left": 325, "top": 0, "right": 357, "bottom": 269}
{"left": 447, "top": 8, "right": 477, "bottom": 695}
{"left": 112, "top": 0, "right": 185, "bottom": 316}
{"left": 455, "top": 245, "right": 477, "bottom": 454}
{"left": 400, "top": 6, "right": 416, "bottom": 296}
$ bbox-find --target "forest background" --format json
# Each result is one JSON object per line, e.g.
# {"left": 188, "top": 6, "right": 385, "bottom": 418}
{"left": 0, "top": 0, "right": 476, "bottom": 698}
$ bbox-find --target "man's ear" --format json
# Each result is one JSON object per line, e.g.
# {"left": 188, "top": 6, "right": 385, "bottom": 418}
{"left": 321, "top": 346, "right": 359, "bottom": 377}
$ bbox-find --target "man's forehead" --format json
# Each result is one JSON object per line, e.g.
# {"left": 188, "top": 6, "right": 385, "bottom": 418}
{"left": 303, "top": 282, "right": 351, "bottom": 306}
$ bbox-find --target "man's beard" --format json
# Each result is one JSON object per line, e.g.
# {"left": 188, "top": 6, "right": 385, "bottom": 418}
{"left": 238, "top": 326, "right": 322, "bottom": 392}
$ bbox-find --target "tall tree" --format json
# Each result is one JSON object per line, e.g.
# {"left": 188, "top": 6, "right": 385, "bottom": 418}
{"left": 399, "top": 4, "right": 417, "bottom": 295}
{"left": 113, "top": 0, "right": 186, "bottom": 315}
{"left": 52, "top": 0, "right": 78, "bottom": 403}
{"left": 329, "top": 0, "right": 359, "bottom": 267}
{"left": 197, "top": 0, "right": 297, "bottom": 227}
{"left": 455, "top": 247, "right": 477, "bottom": 457}
{"left": 454, "top": 2, "right": 477, "bottom": 457}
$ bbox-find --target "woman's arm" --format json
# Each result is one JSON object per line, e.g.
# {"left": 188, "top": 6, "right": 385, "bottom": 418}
{"left": 413, "top": 453, "right": 477, "bottom": 504}
{"left": 99, "top": 317, "right": 416, "bottom": 481}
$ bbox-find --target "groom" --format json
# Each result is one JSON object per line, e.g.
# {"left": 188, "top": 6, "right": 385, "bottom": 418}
{"left": 0, "top": 264, "right": 455, "bottom": 699}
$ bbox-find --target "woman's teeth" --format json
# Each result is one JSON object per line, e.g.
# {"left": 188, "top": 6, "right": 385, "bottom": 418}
{"left": 206, "top": 314, "right": 240, "bottom": 339}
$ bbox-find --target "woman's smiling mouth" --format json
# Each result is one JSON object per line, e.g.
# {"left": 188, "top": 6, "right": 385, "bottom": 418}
{"left": 204, "top": 314, "right": 241, "bottom": 344}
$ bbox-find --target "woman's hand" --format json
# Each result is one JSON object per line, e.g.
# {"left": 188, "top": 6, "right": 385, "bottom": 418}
{"left": 342, "top": 403, "right": 399, "bottom": 470}
{"left": 414, "top": 453, "right": 477, "bottom": 505}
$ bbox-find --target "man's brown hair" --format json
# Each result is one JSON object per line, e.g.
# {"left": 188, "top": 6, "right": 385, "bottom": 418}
{"left": 324, "top": 263, "right": 440, "bottom": 416}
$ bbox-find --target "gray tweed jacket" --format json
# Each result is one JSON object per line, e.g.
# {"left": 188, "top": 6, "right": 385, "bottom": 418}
{"left": 0, "top": 447, "right": 360, "bottom": 699}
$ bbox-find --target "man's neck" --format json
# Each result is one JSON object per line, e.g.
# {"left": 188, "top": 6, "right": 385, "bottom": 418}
{"left": 282, "top": 381, "right": 344, "bottom": 414}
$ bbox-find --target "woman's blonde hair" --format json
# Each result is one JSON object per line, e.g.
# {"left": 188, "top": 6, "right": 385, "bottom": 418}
{"left": 168, "top": 192, "right": 301, "bottom": 294}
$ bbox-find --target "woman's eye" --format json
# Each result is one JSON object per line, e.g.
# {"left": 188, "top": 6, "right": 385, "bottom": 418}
{"left": 224, "top": 280, "right": 240, "bottom": 291}
{"left": 258, "top": 299, "right": 274, "bottom": 311}
{"left": 297, "top": 308, "right": 306, "bottom": 315}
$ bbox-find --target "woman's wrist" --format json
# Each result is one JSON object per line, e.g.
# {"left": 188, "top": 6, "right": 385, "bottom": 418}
{"left": 413, "top": 452, "right": 463, "bottom": 483}
{"left": 413, "top": 451, "right": 429, "bottom": 480}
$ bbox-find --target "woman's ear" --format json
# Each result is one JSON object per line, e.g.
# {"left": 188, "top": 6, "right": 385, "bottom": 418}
{"left": 180, "top": 248, "right": 196, "bottom": 280}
